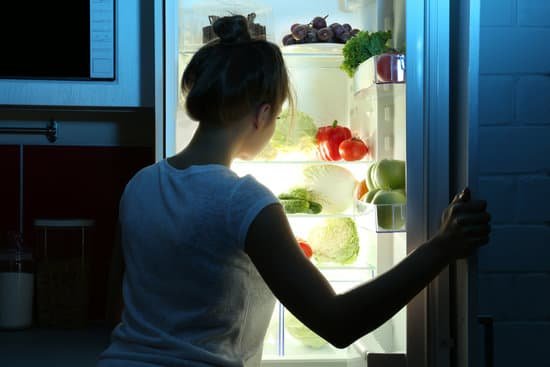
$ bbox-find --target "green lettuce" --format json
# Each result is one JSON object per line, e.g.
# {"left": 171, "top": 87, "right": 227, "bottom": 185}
{"left": 256, "top": 109, "right": 317, "bottom": 160}
{"left": 341, "top": 30, "right": 393, "bottom": 77}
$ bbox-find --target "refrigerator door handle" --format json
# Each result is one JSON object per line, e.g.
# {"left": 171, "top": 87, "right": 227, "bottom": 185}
{"left": 477, "top": 315, "right": 494, "bottom": 367}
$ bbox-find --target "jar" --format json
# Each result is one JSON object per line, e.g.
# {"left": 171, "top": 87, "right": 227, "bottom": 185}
{"left": 181, "top": 0, "right": 273, "bottom": 51}
{"left": 0, "top": 231, "right": 34, "bottom": 330}
{"left": 33, "top": 219, "right": 95, "bottom": 329}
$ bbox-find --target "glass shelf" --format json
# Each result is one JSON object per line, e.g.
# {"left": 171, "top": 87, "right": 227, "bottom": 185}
{"left": 286, "top": 212, "right": 354, "bottom": 219}
{"left": 234, "top": 159, "right": 373, "bottom": 166}
{"left": 281, "top": 43, "right": 345, "bottom": 57}
{"left": 280, "top": 202, "right": 407, "bottom": 234}
{"left": 180, "top": 43, "right": 343, "bottom": 58}
{"left": 180, "top": 40, "right": 345, "bottom": 58}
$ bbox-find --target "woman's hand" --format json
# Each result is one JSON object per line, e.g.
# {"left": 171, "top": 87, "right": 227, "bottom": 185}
{"left": 435, "top": 188, "right": 492, "bottom": 260}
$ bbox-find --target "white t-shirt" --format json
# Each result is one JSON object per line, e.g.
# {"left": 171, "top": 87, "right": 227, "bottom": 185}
{"left": 97, "top": 159, "right": 280, "bottom": 367}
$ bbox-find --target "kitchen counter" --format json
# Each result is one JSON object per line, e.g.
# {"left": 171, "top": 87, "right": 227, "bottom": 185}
{"left": 0, "top": 323, "right": 112, "bottom": 367}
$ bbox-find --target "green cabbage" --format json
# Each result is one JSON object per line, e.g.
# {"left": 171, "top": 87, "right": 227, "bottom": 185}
{"left": 285, "top": 311, "right": 328, "bottom": 348}
{"left": 307, "top": 218, "right": 360, "bottom": 265}
{"left": 303, "top": 165, "right": 358, "bottom": 213}
{"left": 256, "top": 109, "right": 317, "bottom": 160}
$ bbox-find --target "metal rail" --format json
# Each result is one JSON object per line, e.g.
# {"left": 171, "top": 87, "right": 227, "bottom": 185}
{"left": 0, "top": 120, "right": 58, "bottom": 142}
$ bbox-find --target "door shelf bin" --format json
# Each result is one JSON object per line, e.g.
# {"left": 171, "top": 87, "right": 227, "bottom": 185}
{"left": 350, "top": 83, "right": 406, "bottom": 162}
{"left": 354, "top": 199, "right": 406, "bottom": 233}
{"left": 353, "top": 54, "right": 406, "bottom": 93}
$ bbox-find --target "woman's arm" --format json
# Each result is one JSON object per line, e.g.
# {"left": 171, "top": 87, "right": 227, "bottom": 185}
{"left": 245, "top": 189, "right": 490, "bottom": 348}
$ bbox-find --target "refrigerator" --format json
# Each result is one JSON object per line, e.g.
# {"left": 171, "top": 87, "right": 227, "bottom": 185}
{"left": 153, "top": 0, "right": 480, "bottom": 366}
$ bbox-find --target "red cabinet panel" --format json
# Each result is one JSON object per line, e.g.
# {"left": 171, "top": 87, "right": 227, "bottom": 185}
{"left": 23, "top": 146, "right": 154, "bottom": 321}
{"left": 0, "top": 145, "right": 20, "bottom": 235}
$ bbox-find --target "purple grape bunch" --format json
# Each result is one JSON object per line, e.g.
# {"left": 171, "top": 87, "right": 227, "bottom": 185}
{"left": 282, "top": 15, "right": 361, "bottom": 46}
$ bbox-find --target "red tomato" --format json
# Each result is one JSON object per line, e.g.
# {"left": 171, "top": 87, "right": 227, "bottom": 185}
{"left": 339, "top": 137, "right": 369, "bottom": 161}
{"left": 297, "top": 239, "right": 313, "bottom": 259}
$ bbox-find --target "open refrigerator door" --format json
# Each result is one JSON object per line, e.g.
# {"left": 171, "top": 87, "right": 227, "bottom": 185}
{"left": 169, "top": 0, "right": 408, "bottom": 365}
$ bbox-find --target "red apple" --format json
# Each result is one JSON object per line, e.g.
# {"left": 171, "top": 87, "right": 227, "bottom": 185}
{"left": 376, "top": 54, "right": 394, "bottom": 82}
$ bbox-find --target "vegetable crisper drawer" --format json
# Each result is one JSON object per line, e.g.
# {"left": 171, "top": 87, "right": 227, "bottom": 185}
{"left": 263, "top": 277, "right": 374, "bottom": 364}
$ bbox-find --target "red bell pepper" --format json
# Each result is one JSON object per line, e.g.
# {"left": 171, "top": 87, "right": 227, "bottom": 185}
{"left": 316, "top": 120, "right": 352, "bottom": 161}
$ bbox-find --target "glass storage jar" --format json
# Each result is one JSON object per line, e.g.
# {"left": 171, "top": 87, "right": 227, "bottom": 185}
{"left": 33, "top": 219, "right": 95, "bottom": 329}
{"left": 181, "top": 0, "right": 273, "bottom": 51}
{"left": 0, "top": 231, "right": 34, "bottom": 330}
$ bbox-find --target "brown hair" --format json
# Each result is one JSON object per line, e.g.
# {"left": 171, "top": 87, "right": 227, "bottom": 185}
{"left": 181, "top": 15, "right": 293, "bottom": 125}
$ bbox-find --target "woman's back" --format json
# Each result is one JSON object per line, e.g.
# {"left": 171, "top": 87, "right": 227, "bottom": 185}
{"left": 98, "top": 160, "right": 279, "bottom": 367}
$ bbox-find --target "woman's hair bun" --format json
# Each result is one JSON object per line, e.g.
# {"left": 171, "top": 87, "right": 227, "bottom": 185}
{"left": 213, "top": 15, "right": 252, "bottom": 43}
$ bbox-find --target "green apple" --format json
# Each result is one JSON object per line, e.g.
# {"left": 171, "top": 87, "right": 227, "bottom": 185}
{"left": 365, "top": 163, "right": 377, "bottom": 191}
{"left": 373, "top": 159, "right": 405, "bottom": 190}
{"left": 364, "top": 188, "right": 380, "bottom": 203}
{"left": 372, "top": 189, "right": 406, "bottom": 230}
{"left": 394, "top": 188, "right": 406, "bottom": 196}
{"left": 370, "top": 161, "right": 379, "bottom": 188}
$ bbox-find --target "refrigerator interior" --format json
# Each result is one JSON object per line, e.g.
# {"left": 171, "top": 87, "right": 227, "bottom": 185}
{"left": 173, "top": 0, "right": 407, "bottom": 364}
